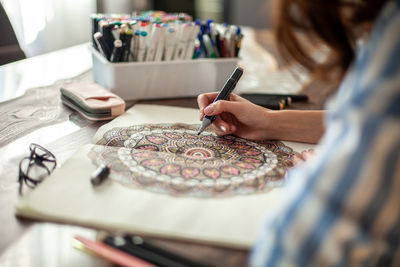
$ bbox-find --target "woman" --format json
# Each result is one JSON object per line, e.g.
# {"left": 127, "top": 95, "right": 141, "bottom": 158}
{"left": 198, "top": 0, "right": 400, "bottom": 265}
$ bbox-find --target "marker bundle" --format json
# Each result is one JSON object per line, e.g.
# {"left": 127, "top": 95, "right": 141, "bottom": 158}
{"left": 91, "top": 11, "right": 243, "bottom": 63}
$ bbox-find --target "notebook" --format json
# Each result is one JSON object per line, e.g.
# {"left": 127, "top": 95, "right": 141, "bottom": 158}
{"left": 16, "top": 104, "right": 315, "bottom": 249}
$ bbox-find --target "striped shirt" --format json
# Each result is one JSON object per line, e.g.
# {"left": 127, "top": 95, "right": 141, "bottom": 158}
{"left": 250, "top": 0, "right": 400, "bottom": 266}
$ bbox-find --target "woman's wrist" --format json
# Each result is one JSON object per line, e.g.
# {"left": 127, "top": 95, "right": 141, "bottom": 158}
{"left": 264, "top": 110, "right": 325, "bottom": 144}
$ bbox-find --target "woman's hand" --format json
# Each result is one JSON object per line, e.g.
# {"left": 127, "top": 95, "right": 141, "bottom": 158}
{"left": 198, "top": 92, "right": 325, "bottom": 143}
{"left": 197, "top": 92, "right": 272, "bottom": 140}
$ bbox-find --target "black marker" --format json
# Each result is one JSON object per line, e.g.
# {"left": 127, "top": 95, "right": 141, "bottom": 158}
{"left": 242, "top": 93, "right": 308, "bottom": 102}
{"left": 240, "top": 94, "right": 289, "bottom": 108}
{"left": 91, "top": 163, "right": 111, "bottom": 186}
{"left": 260, "top": 100, "right": 286, "bottom": 110}
{"left": 198, "top": 67, "right": 244, "bottom": 135}
{"left": 99, "top": 20, "right": 115, "bottom": 57}
{"left": 103, "top": 235, "right": 210, "bottom": 267}
{"left": 94, "top": 32, "right": 112, "bottom": 60}
{"left": 90, "top": 14, "right": 101, "bottom": 51}
{"left": 103, "top": 236, "right": 186, "bottom": 267}
{"left": 125, "top": 235, "right": 209, "bottom": 267}
{"left": 110, "top": 40, "right": 123, "bottom": 62}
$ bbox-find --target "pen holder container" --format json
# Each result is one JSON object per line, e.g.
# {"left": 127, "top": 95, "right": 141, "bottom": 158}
{"left": 91, "top": 47, "right": 239, "bottom": 100}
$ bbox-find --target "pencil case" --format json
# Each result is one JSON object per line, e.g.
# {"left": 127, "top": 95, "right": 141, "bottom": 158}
{"left": 60, "top": 82, "right": 125, "bottom": 121}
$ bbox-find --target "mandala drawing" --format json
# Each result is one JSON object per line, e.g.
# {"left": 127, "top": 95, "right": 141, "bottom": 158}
{"left": 89, "top": 123, "right": 298, "bottom": 197}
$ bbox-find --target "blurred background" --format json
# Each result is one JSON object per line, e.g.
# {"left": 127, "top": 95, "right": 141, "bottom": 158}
{"left": 0, "top": 0, "right": 271, "bottom": 65}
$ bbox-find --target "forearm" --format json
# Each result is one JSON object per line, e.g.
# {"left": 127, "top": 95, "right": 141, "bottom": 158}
{"left": 267, "top": 110, "right": 325, "bottom": 144}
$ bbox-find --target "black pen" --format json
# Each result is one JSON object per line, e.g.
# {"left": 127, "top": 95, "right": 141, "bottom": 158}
{"left": 240, "top": 94, "right": 289, "bottom": 108}
{"left": 124, "top": 235, "right": 210, "bottom": 267}
{"left": 245, "top": 93, "right": 308, "bottom": 102}
{"left": 198, "top": 67, "right": 244, "bottom": 135}
{"left": 103, "top": 235, "right": 208, "bottom": 267}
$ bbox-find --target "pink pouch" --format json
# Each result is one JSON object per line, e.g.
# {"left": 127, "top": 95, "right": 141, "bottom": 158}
{"left": 60, "top": 82, "right": 125, "bottom": 121}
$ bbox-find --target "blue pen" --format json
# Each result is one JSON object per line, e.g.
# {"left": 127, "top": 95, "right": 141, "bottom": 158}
{"left": 205, "top": 19, "right": 213, "bottom": 33}
{"left": 202, "top": 34, "right": 216, "bottom": 58}
{"left": 236, "top": 26, "right": 241, "bottom": 36}
{"left": 197, "top": 31, "right": 208, "bottom": 58}
{"left": 235, "top": 27, "right": 244, "bottom": 57}
{"left": 198, "top": 67, "right": 244, "bottom": 135}
{"left": 208, "top": 22, "right": 220, "bottom": 57}
{"left": 193, "top": 42, "right": 203, "bottom": 59}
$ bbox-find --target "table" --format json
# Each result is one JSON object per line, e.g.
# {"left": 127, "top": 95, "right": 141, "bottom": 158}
{"left": 0, "top": 30, "right": 335, "bottom": 267}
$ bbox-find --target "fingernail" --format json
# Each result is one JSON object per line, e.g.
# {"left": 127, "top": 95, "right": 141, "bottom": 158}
{"left": 204, "top": 105, "right": 214, "bottom": 114}
{"left": 220, "top": 125, "right": 226, "bottom": 132}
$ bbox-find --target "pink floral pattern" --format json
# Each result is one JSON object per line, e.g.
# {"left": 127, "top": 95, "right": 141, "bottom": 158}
{"left": 91, "top": 124, "right": 298, "bottom": 197}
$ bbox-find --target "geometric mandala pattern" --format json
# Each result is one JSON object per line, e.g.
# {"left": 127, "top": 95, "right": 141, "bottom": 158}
{"left": 89, "top": 123, "right": 298, "bottom": 197}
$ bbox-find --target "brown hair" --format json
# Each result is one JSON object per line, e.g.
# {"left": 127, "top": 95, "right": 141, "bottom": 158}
{"left": 274, "top": 0, "right": 389, "bottom": 81}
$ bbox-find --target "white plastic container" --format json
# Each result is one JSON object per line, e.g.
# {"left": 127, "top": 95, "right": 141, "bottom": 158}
{"left": 91, "top": 47, "right": 239, "bottom": 100}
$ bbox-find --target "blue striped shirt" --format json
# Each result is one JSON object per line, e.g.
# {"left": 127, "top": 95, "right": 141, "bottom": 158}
{"left": 250, "top": 0, "right": 400, "bottom": 266}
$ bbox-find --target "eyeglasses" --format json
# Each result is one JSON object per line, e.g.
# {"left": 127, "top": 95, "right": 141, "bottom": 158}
{"left": 18, "top": 143, "right": 57, "bottom": 195}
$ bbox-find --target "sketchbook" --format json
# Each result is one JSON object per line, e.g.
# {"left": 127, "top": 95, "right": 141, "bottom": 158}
{"left": 16, "top": 104, "right": 315, "bottom": 249}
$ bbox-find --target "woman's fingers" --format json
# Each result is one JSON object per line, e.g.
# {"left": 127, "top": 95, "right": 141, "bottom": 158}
{"left": 229, "top": 93, "right": 250, "bottom": 103}
{"left": 204, "top": 100, "right": 245, "bottom": 119}
{"left": 197, "top": 93, "right": 218, "bottom": 110}
{"left": 197, "top": 92, "right": 219, "bottom": 120}
{"left": 197, "top": 93, "right": 250, "bottom": 128}
{"left": 210, "top": 116, "right": 233, "bottom": 136}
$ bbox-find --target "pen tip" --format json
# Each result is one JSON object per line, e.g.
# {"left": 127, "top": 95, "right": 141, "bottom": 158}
{"left": 197, "top": 117, "right": 211, "bottom": 136}
{"left": 197, "top": 125, "right": 205, "bottom": 136}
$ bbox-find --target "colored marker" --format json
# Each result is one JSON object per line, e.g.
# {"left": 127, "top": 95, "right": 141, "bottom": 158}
{"left": 123, "top": 28, "right": 133, "bottom": 61}
{"left": 130, "top": 20, "right": 138, "bottom": 31}
{"left": 94, "top": 32, "right": 112, "bottom": 60}
{"left": 184, "top": 23, "right": 199, "bottom": 60}
{"left": 123, "top": 235, "right": 208, "bottom": 267}
{"left": 164, "top": 27, "right": 176, "bottom": 60}
{"left": 216, "top": 31, "right": 227, "bottom": 57}
{"left": 137, "top": 31, "right": 148, "bottom": 62}
{"left": 202, "top": 34, "right": 216, "bottom": 58}
{"left": 99, "top": 20, "right": 115, "bottom": 56}
{"left": 234, "top": 26, "right": 243, "bottom": 57}
{"left": 154, "top": 25, "right": 166, "bottom": 61}
{"left": 263, "top": 101, "right": 285, "bottom": 110}
{"left": 208, "top": 22, "right": 220, "bottom": 57}
{"left": 132, "top": 30, "right": 141, "bottom": 61}
{"left": 240, "top": 94, "right": 290, "bottom": 109}
{"left": 251, "top": 93, "right": 308, "bottom": 102}
{"left": 90, "top": 14, "right": 101, "bottom": 51}
{"left": 111, "top": 39, "right": 123, "bottom": 62}
{"left": 146, "top": 24, "right": 163, "bottom": 61}
{"left": 198, "top": 24, "right": 209, "bottom": 58}
{"left": 111, "top": 25, "right": 120, "bottom": 41}
{"left": 174, "top": 23, "right": 191, "bottom": 60}
{"left": 103, "top": 235, "right": 208, "bottom": 267}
